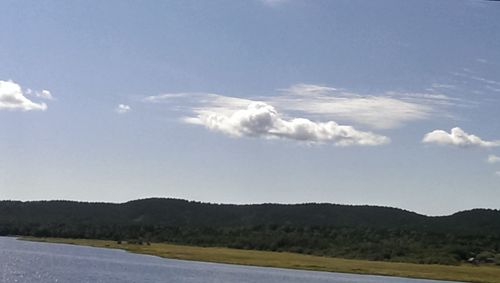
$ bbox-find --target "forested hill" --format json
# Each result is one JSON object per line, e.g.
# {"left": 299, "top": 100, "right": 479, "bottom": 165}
{"left": 1, "top": 198, "right": 500, "bottom": 265}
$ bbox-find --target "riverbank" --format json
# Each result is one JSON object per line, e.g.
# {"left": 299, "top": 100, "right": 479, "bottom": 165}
{"left": 21, "top": 237, "right": 500, "bottom": 283}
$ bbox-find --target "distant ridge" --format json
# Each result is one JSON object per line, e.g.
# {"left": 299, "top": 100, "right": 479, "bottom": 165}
{"left": 1, "top": 198, "right": 499, "bottom": 265}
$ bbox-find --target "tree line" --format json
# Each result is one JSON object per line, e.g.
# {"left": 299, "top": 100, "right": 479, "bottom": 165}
{"left": 1, "top": 198, "right": 499, "bottom": 265}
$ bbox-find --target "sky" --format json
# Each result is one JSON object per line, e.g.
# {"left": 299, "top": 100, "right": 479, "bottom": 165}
{"left": 1, "top": 0, "right": 499, "bottom": 215}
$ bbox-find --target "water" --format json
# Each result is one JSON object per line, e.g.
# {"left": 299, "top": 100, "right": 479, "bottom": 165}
{"left": 0, "top": 237, "right": 460, "bottom": 283}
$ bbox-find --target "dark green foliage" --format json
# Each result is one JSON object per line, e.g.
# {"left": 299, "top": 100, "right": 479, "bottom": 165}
{"left": 1, "top": 198, "right": 499, "bottom": 265}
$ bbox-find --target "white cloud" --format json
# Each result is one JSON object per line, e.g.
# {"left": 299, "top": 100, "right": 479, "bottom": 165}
{"left": 115, "top": 104, "right": 131, "bottom": 114}
{"left": 487, "top": 155, "right": 500, "bottom": 164}
{"left": 453, "top": 72, "right": 500, "bottom": 87}
{"left": 144, "top": 83, "right": 462, "bottom": 144}
{"left": 185, "top": 101, "right": 389, "bottom": 146}
{"left": 430, "top": 83, "right": 456, "bottom": 89}
{"left": 145, "top": 92, "right": 253, "bottom": 115}
{"left": 143, "top": 92, "right": 199, "bottom": 102}
{"left": 36, "top": 90, "right": 53, "bottom": 100}
{"left": 281, "top": 84, "right": 337, "bottom": 95}
{"left": 470, "top": 75, "right": 500, "bottom": 87}
{"left": 278, "top": 84, "right": 457, "bottom": 129}
{"left": 260, "top": 0, "right": 288, "bottom": 6}
{"left": 271, "top": 84, "right": 439, "bottom": 129}
{"left": 26, "top": 88, "right": 53, "bottom": 100}
{"left": 496, "top": 171, "right": 500, "bottom": 177}
{"left": 146, "top": 84, "right": 449, "bottom": 130}
{"left": 485, "top": 85, "right": 500, "bottom": 93}
{"left": 0, "top": 80, "right": 47, "bottom": 111}
{"left": 422, "top": 127, "right": 500, "bottom": 148}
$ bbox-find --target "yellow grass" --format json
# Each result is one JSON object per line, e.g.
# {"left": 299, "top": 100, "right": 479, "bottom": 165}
{"left": 22, "top": 237, "right": 500, "bottom": 283}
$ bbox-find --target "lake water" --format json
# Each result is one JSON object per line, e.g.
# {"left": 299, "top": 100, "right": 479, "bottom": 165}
{"left": 0, "top": 237, "right": 461, "bottom": 283}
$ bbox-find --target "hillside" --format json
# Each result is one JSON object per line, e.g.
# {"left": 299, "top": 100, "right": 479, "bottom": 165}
{"left": 1, "top": 198, "right": 499, "bottom": 265}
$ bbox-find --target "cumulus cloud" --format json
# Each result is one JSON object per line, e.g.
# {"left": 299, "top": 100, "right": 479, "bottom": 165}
{"left": 0, "top": 80, "right": 47, "bottom": 111}
{"left": 487, "top": 155, "right": 500, "bottom": 164}
{"left": 186, "top": 101, "right": 389, "bottom": 146}
{"left": 144, "top": 83, "right": 462, "bottom": 144}
{"left": 422, "top": 127, "right": 500, "bottom": 148}
{"left": 115, "top": 104, "right": 131, "bottom": 114}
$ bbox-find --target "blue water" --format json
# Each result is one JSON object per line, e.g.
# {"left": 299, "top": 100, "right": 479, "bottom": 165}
{"left": 0, "top": 237, "right": 461, "bottom": 283}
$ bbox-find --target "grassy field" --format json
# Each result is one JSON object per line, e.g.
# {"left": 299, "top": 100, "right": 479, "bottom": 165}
{"left": 22, "top": 237, "right": 500, "bottom": 283}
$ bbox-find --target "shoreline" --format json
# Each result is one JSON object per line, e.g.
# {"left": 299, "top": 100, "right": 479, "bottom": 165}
{"left": 20, "top": 237, "right": 500, "bottom": 283}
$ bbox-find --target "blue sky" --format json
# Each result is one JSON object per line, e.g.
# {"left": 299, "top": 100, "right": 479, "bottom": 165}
{"left": 1, "top": 0, "right": 499, "bottom": 215}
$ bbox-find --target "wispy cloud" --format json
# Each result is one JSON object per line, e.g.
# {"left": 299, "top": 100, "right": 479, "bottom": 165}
{"left": 260, "top": 0, "right": 289, "bottom": 7}
{"left": 487, "top": 154, "right": 500, "bottom": 164}
{"left": 26, "top": 88, "right": 54, "bottom": 100}
{"left": 485, "top": 85, "right": 500, "bottom": 93}
{"left": 430, "top": 83, "right": 457, "bottom": 90}
{"left": 0, "top": 80, "right": 48, "bottom": 111}
{"left": 469, "top": 75, "right": 500, "bottom": 87}
{"left": 115, "top": 104, "right": 131, "bottom": 114}
{"left": 423, "top": 127, "right": 500, "bottom": 148}
{"left": 452, "top": 71, "right": 500, "bottom": 89}
{"left": 143, "top": 92, "right": 206, "bottom": 102}
{"left": 271, "top": 84, "right": 456, "bottom": 129}
{"left": 144, "top": 83, "right": 460, "bottom": 145}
